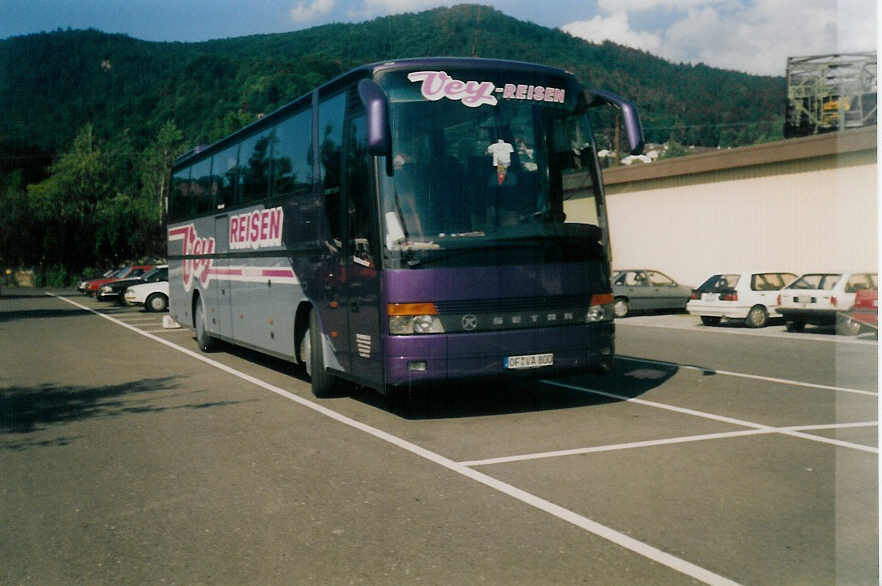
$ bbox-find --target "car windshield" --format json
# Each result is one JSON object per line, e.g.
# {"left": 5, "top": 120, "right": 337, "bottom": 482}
{"left": 697, "top": 274, "right": 740, "bottom": 292}
{"left": 112, "top": 268, "right": 130, "bottom": 278}
{"left": 376, "top": 67, "right": 599, "bottom": 260}
{"left": 789, "top": 273, "right": 842, "bottom": 290}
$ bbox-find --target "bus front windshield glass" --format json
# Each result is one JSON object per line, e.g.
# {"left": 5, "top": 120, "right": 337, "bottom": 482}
{"left": 377, "top": 68, "right": 600, "bottom": 261}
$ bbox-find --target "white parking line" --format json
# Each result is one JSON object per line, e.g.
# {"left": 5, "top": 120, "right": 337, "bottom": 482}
{"left": 141, "top": 329, "right": 190, "bottom": 334}
{"left": 541, "top": 380, "right": 878, "bottom": 454}
{"left": 616, "top": 319, "right": 876, "bottom": 345}
{"left": 47, "top": 292, "right": 743, "bottom": 586}
{"left": 460, "top": 422, "right": 879, "bottom": 467}
{"left": 617, "top": 356, "right": 877, "bottom": 397}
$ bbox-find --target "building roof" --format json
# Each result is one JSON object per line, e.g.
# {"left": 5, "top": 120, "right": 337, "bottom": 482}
{"left": 600, "top": 126, "right": 877, "bottom": 187}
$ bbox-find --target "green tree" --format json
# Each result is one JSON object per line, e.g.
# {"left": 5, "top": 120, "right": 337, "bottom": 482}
{"left": 141, "top": 120, "right": 185, "bottom": 248}
{"left": 27, "top": 124, "right": 111, "bottom": 273}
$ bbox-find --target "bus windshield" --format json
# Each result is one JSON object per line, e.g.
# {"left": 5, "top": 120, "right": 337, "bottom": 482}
{"left": 376, "top": 68, "right": 600, "bottom": 264}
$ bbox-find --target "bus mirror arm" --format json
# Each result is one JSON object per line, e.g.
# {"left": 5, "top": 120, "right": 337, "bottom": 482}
{"left": 585, "top": 89, "right": 645, "bottom": 155}
{"left": 358, "top": 79, "right": 392, "bottom": 157}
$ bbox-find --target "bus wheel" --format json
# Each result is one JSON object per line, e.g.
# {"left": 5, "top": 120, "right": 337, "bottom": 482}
{"left": 195, "top": 297, "right": 216, "bottom": 352}
{"left": 307, "top": 310, "right": 339, "bottom": 398}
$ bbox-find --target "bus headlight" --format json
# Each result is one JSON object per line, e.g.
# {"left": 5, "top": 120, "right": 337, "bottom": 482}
{"left": 388, "top": 303, "right": 445, "bottom": 335}
{"left": 586, "top": 293, "right": 614, "bottom": 322}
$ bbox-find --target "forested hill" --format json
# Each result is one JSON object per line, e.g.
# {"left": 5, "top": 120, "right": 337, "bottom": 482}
{"left": 2, "top": 4, "right": 783, "bottom": 160}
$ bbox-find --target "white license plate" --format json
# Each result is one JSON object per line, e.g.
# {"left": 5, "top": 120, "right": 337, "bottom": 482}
{"left": 701, "top": 292, "right": 717, "bottom": 301}
{"left": 505, "top": 353, "right": 553, "bottom": 369}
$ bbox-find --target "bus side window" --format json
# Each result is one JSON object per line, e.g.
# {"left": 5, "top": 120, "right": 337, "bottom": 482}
{"left": 213, "top": 145, "right": 239, "bottom": 210}
{"left": 191, "top": 158, "right": 213, "bottom": 216}
{"left": 318, "top": 92, "right": 347, "bottom": 249}
{"left": 170, "top": 168, "right": 192, "bottom": 222}
{"left": 273, "top": 108, "right": 313, "bottom": 197}
{"left": 239, "top": 130, "right": 273, "bottom": 204}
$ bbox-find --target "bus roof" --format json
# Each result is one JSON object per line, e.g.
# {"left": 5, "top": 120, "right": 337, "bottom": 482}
{"left": 174, "top": 57, "right": 577, "bottom": 169}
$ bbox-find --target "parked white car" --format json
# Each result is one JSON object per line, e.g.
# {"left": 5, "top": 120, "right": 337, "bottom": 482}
{"left": 124, "top": 280, "right": 169, "bottom": 312}
{"left": 686, "top": 271, "right": 797, "bottom": 328}
{"left": 776, "top": 271, "right": 877, "bottom": 334}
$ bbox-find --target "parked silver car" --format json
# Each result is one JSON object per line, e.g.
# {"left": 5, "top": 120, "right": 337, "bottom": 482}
{"left": 611, "top": 269, "right": 693, "bottom": 318}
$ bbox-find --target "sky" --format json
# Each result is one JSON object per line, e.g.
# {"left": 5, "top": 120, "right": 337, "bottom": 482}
{"left": 1, "top": 0, "right": 877, "bottom": 76}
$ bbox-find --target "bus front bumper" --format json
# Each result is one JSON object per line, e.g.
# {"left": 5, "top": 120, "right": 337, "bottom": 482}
{"left": 384, "top": 322, "right": 614, "bottom": 387}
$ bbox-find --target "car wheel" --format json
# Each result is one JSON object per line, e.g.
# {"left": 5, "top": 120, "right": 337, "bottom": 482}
{"left": 146, "top": 293, "right": 168, "bottom": 313}
{"left": 785, "top": 320, "right": 805, "bottom": 332}
{"left": 700, "top": 316, "right": 721, "bottom": 326}
{"left": 306, "top": 309, "right": 340, "bottom": 398}
{"left": 745, "top": 305, "right": 768, "bottom": 328}
{"left": 836, "top": 315, "right": 862, "bottom": 336}
{"left": 613, "top": 297, "right": 630, "bottom": 318}
{"left": 195, "top": 297, "right": 216, "bottom": 352}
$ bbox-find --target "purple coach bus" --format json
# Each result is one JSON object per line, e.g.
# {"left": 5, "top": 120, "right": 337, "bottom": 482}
{"left": 167, "top": 58, "right": 644, "bottom": 398}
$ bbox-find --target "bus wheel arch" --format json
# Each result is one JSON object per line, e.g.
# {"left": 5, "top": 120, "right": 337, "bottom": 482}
{"left": 295, "top": 302, "right": 313, "bottom": 369}
{"left": 192, "top": 291, "right": 217, "bottom": 352}
{"left": 300, "top": 305, "right": 340, "bottom": 397}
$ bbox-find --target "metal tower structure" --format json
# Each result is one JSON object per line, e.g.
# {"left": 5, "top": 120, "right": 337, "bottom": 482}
{"left": 784, "top": 51, "right": 877, "bottom": 137}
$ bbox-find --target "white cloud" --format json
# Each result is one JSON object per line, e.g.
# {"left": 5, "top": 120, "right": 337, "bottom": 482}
{"left": 561, "top": 11, "right": 663, "bottom": 54}
{"left": 290, "top": 0, "right": 335, "bottom": 24}
{"left": 347, "top": 0, "right": 456, "bottom": 20}
{"left": 561, "top": 0, "right": 877, "bottom": 76}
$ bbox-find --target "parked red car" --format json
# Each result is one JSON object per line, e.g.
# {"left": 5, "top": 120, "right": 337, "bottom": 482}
{"left": 83, "top": 265, "right": 154, "bottom": 296}
{"left": 838, "top": 288, "right": 878, "bottom": 335}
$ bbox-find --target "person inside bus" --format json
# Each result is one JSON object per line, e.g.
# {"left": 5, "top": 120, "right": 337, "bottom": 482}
{"left": 486, "top": 137, "right": 536, "bottom": 226}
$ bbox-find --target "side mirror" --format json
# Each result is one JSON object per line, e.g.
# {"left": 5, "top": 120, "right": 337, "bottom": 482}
{"left": 585, "top": 89, "right": 645, "bottom": 155}
{"left": 358, "top": 79, "right": 391, "bottom": 156}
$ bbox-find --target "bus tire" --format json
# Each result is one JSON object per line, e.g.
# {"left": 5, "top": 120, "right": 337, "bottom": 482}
{"left": 307, "top": 309, "right": 338, "bottom": 398}
{"left": 194, "top": 295, "right": 217, "bottom": 352}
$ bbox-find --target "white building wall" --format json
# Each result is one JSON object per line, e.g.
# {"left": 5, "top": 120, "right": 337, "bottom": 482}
{"left": 565, "top": 160, "right": 877, "bottom": 288}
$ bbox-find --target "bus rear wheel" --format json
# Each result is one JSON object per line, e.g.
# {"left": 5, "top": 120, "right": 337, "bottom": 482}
{"left": 195, "top": 297, "right": 216, "bottom": 352}
{"left": 305, "top": 310, "right": 339, "bottom": 398}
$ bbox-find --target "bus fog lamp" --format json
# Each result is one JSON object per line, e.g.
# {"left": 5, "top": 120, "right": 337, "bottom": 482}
{"left": 408, "top": 360, "right": 428, "bottom": 372}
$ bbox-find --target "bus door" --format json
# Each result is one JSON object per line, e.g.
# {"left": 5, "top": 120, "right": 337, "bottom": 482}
{"left": 213, "top": 214, "right": 234, "bottom": 339}
{"left": 344, "top": 111, "right": 383, "bottom": 386}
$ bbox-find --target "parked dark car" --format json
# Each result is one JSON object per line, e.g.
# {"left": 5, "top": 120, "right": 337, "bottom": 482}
{"left": 611, "top": 269, "right": 693, "bottom": 318}
{"left": 96, "top": 265, "right": 168, "bottom": 303}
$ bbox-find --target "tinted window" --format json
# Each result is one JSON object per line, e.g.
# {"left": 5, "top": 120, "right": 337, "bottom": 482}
{"left": 318, "top": 92, "right": 346, "bottom": 245}
{"left": 213, "top": 146, "right": 239, "bottom": 209}
{"left": 697, "top": 274, "right": 740, "bottom": 292}
{"left": 169, "top": 168, "right": 192, "bottom": 221}
{"left": 274, "top": 108, "right": 313, "bottom": 197}
{"left": 191, "top": 158, "right": 214, "bottom": 215}
{"left": 239, "top": 130, "right": 274, "bottom": 204}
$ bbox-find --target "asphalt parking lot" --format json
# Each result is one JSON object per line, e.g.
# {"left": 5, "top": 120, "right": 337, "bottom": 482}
{"left": 1, "top": 290, "right": 878, "bottom": 585}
